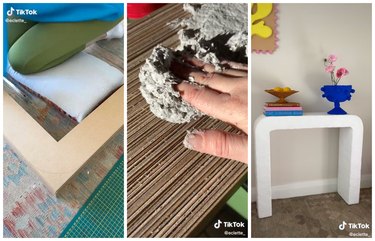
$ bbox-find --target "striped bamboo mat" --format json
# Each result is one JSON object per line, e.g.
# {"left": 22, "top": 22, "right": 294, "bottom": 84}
{"left": 127, "top": 4, "right": 248, "bottom": 237}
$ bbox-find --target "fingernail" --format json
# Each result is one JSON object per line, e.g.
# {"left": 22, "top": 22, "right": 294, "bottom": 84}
{"left": 183, "top": 130, "right": 204, "bottom": 150}
{"left": 175, "top": 82, "right": 190, "bottom": 92}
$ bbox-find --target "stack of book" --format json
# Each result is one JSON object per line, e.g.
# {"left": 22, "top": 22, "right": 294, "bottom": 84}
{"left": 264, "top": 102, "right": 303, "bottom": 116}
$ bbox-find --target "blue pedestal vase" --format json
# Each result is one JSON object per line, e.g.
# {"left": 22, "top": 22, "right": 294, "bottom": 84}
{"left": 321, "top": 85, "right": 355, "bottom": 115}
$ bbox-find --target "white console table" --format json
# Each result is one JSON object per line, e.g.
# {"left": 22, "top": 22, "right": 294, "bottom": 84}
{"left": 254, "top": 113, "right": 363, "bottom": 218}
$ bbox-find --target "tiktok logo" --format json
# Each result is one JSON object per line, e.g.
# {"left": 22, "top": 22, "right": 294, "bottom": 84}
{"left": 7, "top": 7, "right": 15, "bottom": 16}
{"left": 339, "top": 221, "right": 347, "bottom": 230}
{"left": 214, "top": 219, "right": 222, "bottom": 229}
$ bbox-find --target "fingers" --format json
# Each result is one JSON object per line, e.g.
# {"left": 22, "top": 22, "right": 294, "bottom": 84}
{"left": 176, "top": 82, "right": 247, "bottom": 131}
{"left": 183, "top": 129, "right": 248, "bottom": 164}
{"left": 221, "top": 69, "right": 248, "bottom": 77}
{"left": 221, "top": 60, "right": 248, "bottom": 71}
{"left": 170, "top": 60, "right": 206, "bottom": 83}
{"left": 185, "top": 57, "right": 248, "bottom": 77}
{"left": 171, "top": 60, "right": 241, "bottom": 92}
{"left": 176, "top": 82, "right": 234, "bottom": 123}
{"left": 183, "top": 57, "right": 216, "bottom": 73}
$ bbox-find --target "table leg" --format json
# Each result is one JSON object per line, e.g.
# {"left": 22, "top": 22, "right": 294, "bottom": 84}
{"left": 255, "top": 131, "right": 273, "bottom": 218}
{"left": 338, "top": 126, "right": 363, "bottom": 204}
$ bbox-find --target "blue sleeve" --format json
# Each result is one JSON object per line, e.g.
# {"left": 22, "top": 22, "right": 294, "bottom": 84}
{"left": 4, "top": 3, "right": 124, "bottom": 22}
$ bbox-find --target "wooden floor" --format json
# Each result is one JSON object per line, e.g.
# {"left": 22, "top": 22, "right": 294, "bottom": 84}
{"left": 127, "top": 4, "right": 248, "bottom": 237}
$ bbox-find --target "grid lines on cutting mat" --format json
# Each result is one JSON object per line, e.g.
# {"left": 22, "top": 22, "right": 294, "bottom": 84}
{"left": 60, "top": 156, "right": 124, "bottom": 238}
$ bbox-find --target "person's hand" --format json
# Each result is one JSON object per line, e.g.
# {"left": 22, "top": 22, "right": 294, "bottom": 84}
{"left": 171, "top": 57, "right": 248, "bottom": 164}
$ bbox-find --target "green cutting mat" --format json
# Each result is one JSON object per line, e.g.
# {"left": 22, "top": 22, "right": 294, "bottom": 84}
{"left": 60, "top": 156, "right": 124, "bottom": 238}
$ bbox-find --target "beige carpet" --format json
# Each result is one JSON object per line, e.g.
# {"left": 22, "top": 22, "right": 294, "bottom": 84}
{"left": 252, "top": 188, "right": 371, "bottom": 238}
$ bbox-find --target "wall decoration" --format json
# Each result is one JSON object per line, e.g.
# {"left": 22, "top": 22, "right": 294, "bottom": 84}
{"left": 252, "top": 3, "right": 278, "bottom": 54}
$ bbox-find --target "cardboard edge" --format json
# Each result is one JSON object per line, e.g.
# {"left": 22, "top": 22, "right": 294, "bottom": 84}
{"left": 4, "top": 85, "right": 124, "bottom": 194}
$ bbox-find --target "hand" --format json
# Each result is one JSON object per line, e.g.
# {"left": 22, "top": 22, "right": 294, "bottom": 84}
{"left": 171, "top": 58, "right": 248, "bottom": 164}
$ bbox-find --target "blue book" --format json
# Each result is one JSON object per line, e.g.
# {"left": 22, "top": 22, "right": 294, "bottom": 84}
{"left": 264, "top": 110, "right": 303, "bottom": 116}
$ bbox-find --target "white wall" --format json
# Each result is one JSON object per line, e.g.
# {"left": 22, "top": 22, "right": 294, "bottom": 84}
{"left": 251, "top": 4, "right": 372, "bottom": 194}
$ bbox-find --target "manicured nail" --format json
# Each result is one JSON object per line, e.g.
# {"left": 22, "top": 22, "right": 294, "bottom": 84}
{"left": 183, "top": 129, "right": 204, "bottom": 150}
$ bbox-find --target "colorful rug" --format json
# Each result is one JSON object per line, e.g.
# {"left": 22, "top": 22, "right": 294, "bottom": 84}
{"left": 60, "top": 156, "right": 124, "bottom": 238}
{"left": 3, "top": 130, "right": 123, "bottom": 238}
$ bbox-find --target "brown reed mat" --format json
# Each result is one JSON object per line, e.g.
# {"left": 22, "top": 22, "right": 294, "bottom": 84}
{"left": 127, "top": 4, "right": 248, "bottom": 237}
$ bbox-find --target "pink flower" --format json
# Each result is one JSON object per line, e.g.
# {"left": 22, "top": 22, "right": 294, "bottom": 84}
{"left": 325, "top": 65, "right": 335, "bottom": 73}
{"left": 336, "top": 68, "right": 349, "bottom": 78}
{"left": 327, "top": 54, "right": 337, "bottom": 63}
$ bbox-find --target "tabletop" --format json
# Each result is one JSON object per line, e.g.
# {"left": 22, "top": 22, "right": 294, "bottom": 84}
{"left": 127, "top": 4, "right": 248, "bottom": 237}
{"left": 255, "top": 112, "right": 363, "bottom": 131}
